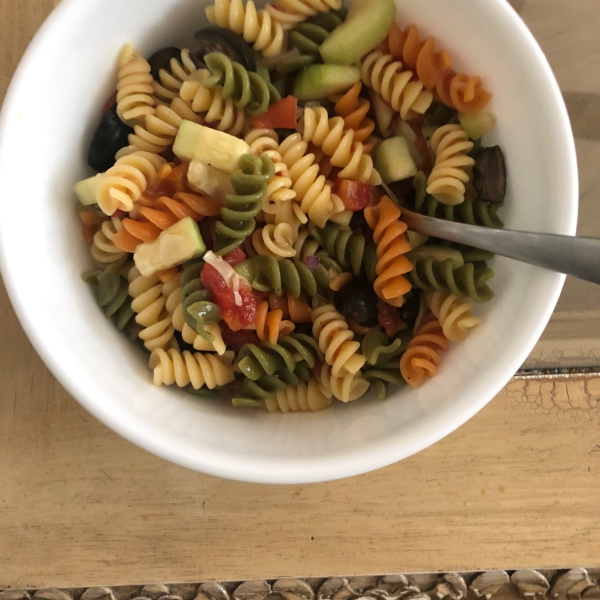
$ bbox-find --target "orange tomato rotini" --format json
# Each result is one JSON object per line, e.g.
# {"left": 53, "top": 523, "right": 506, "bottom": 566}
{"left": 255, "top": 301, "right": 295, "bottom": 344}
{"left": 330, "top": 82, "right": 376, "bottom": 150}
{"left": 112, "top": 192, "right": 221, "bottom": 252}
{"left": 364, "top": 195, "right": 413, "bottom": 308}
{"left": 400, "top": 317, "right": 449, "bottom": 388}
{"left": 384, "top": 22, "right": 491, "bottom": 114}
{"left": 268, "top": 292, "right": 313, "bottom": 323}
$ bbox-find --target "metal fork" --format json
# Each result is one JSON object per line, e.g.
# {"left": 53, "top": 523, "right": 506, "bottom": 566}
{"left": 380, "top": 181, "right": 600, "bottom": 285}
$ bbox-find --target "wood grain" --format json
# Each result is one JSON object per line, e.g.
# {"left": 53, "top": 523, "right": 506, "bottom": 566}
{"left": 3, "top": 0, "right": 600, "bottom": 589}
{"left": 2, "top": 276, "right": 600, "bottom": 587}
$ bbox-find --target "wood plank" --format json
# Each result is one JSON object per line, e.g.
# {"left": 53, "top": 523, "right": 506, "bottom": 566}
{"left": 3, "top": 0, "right": 600, "bottom": 589}
{"left": 2, "top": 278, "right": 600, "bottom": 587}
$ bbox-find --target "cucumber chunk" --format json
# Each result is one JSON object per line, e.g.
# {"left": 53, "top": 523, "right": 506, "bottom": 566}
{"left": 293, "top": 64, "right": 360, "bottom": 100}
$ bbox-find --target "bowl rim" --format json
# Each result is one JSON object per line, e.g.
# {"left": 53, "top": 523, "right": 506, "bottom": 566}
{"left": 0, "top": 0, "right": 578, "bottom": 483}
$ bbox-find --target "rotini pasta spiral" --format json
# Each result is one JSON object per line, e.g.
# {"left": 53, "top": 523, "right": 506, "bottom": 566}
{"left": 128, "top": 266, "right": 175, "bottom": 351}
{"left": 268, "top": 292, "right": 313, "bottom": 322}
{"left": 233, "top": 362, "right": 310, "bottom": 406}
{"left": 311, "top": 303, "right": 366, "bottom": 376}
{"left": 82, "top": 262, "right": 137, "bottom": 337}
{"left": 362, "top": 330, "right": 407, "bottom": 367}
{"left": 162, "top": 272, "right": 226, "bottom": 354}
{"left": 177, "top": 259, "right": 222, "bottom": 342}
{"left": 412, "top": 171, "right": 503, "bottom": 228}
{"left": 299, "top": 107, "right": 377, "bottom": 183}
{"left": 386, "top": 23, "right": 453, "bottom": 93}
{"left": 95, "top": 151, "right": 166, "bottom": 216}
{"left": 426, "top": 124, "right": 475, "bottom": 205}
{"left": 216, "top": 153, "right": 275, "bottom": 255}
{"left": 206, "top": 0, "right": 285, "bottom": 57}
{"left": 265, "top": 0, "right": 342, "bottom": 31}
{"left": 308, "top": 222, "right": 365, "bottom": 276}
{"left": 117, "top": 98, "right": 202, "bottom": 156}
{"left": 255, "top": 300, "right": 295, "bottom": 343}
{"left": 112, "top": 192, "right": 221, "bottom": 252}
{"left": 116, "top": 44, "right": 156, "bottom": 126}
{"left": 361, "top": 51, "right": 433, "bottom": 120}
{"left": 203, "top": 52, "right": 280, "bottom": 115}
{"left": 363, "top": 368, "right": 405, "bottom": 400}
{"left": 265, "top": 378, "right": 332, "bottom": 412}
{"left": 435, "top": 70, "right": 492, "bottom": 114}
{"left": 279, "top": 132, "right": 344, "bottom": 227}
{"left": 235, "top": 255, "right": 332, "bottom": 298}
{"left": 180, "top": 73, "right": 249, "bottom": 136}
{"left": 409, "top": 254, "right": 494, "bottom": 303}
{"left": 252, "top": 224, "right": 297, "bottom": 258}
{"left": 149, "top": 348, "right": 235, "bottom": 389}
{"left": 263, "top": 199, "right": 307, "bottom": 240}
{"left": 400, "top": 318, "right": 448, "bottom": 388}
{"left": 364, "top": 195, "right": 413, "bottom": 308}
{"left": 425, "top": 291, "right": 482, "bottom": 342}
{"left": 153, "top": 49, "right": 200, "bottom": 104}
{"left": 315, "top": 363, "right": 369, "bottom": 403}
{"left": 237, "top": 333, "right": 320, "bottom": 380}
{"left": 330, "top": 82, "right": 375, "bottom": 147}
{"left": 244, "top": 129, "right": 296, "bottom": 208}
{"left": 91, "top": 217, "right": 128, "bottom": 266}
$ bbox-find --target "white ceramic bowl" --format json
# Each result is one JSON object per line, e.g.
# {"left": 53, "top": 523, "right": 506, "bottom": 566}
{"left": 0, "top": 0, "right": 577, "bottom": 483}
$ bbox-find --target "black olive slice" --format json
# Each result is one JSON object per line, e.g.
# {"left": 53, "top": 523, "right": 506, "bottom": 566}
{"left": 87, "top": 104, "right": 133, "bottom": 173}
{"left": 147, "top": 46, "right": 183, "bottom": 81}
{"left": 194, "top": 26, "right": 256, "bottom": 71}
{"left": 334, "top": 276, "right": 379, "bottom": 326}
{"left": 473, "top": 146, "right": 507, "bottom": 205}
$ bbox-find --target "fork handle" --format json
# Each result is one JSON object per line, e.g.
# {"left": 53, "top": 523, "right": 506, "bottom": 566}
{"left": 401, "top": 210, "right": 599, "bottom": 285}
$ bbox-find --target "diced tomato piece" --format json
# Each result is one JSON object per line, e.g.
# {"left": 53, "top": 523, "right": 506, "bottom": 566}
{"left": 223, "top": 247, "right": 247, "bottom": 267}
{"left": 251, "top": 96, "right": 298, "bottom": 130}
{"left": 377, "top": 301, "right": 405, "bottom": 336}
{"left": 332, "top": 179, "right": 381, "bottom": 212}
{"left": 220, "top": 321, "right": 260, "bottom": 352}
{"left": 201, "top": 264, "right": 257, "bottom": 331}
{"left": 101, "top": 92, "right": 117, "bottom": 115}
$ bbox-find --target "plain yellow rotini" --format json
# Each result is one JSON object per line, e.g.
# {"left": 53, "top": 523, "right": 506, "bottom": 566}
{"left": 426, "top": 124, "right": 475, "bottom": 205}
{"left": 179, "top": 72, "right": 249, "bottom": 136}
{"left": 263, "top": 200, "right": 307, "bottom": 239}
{"left": 279, "top": 132, "right": 344, "bottom": 228}
{"left": 207, "top": 0, "right": 285, "bottom": 57}
{"left": 128, "top": 266, "right": 175, "bottom": 352}
{"left": 265, "top": 378, "right": 332, "bottom": 412}
{"left": 153, "top": 48, "right": 200, "bottom": 104}
{"left": 425, "top": 290, "right": 482, "bottom": 341}
{"left": 252, "top": 224, "right": 297, "bottom": 259}
{"left": 311, "top": 303, "right": 366, "bottom": 376}
{"left": 361, "top": 51, "right": 433, "bottom": 120}
{"left": 149, "top": 348, "right": 235, "bottom": 389}
{"left": 315, "top": 363, "right": 370, "bottom": 403}
{"left": 90, "top": 217, "right": 128, "bottom": 266}
{"left": 95, "top": 151, "right": 166, "bottom": 216}
{"left": 299, "top": 106, "right": 379, "bottom": 184}
{"left": 116, "top": 44, "right": 156, "bottom": 126}
{"left": 162, "top": 274, "right": 227, "bottom": 354}
{"left": 244, "top": 129, "right": 296, "bottom": 210}
{"left": 117, "top": 98, "right": 203, "bottom": 157}
{"left": 265, "top": 0, "right": 342, "bottom": 30}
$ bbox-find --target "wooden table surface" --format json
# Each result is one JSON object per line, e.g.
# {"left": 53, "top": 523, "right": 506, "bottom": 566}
{"left": 2, "top": 0, "right": 600, "bottom": 590}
